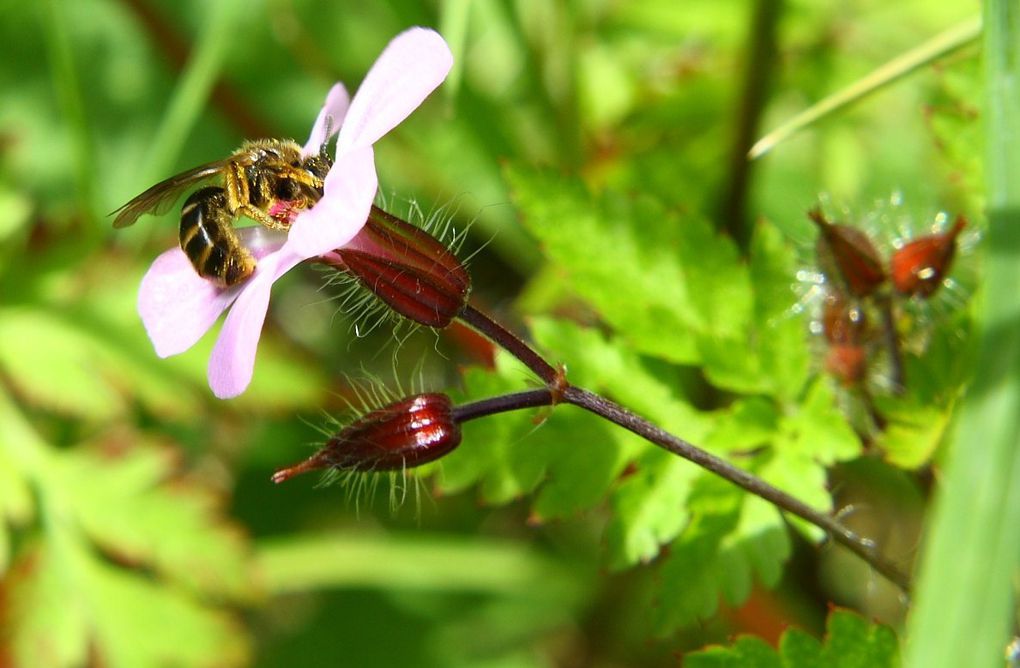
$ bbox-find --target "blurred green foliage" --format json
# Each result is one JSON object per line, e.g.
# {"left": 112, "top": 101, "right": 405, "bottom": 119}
{"left": 686, "top": 609, "right": 900, "bottom": 667}
{"left": 0, "top": 0, "right": 983, "bottom": 666}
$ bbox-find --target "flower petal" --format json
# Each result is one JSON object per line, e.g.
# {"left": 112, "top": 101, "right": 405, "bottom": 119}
{"left": 207, "top": 249, "right": 303, "bottom": 398}
{"left": 286, "top": 145, "right": 377, "bottom": 259}
{"left": 336, "top": 27, "right": 452, "bottom": 154}
{"left": 302, "top": 83, "right": 351, "bottom": 157}
{"left": 237, "top": 226, "right": 289, "bottom": 259}
{"left": 138, "top": 248, "right": 242, "bottom": 357}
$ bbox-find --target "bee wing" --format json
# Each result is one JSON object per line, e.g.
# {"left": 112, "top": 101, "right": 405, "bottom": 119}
{"left": 110, "top": 161, "right": 226, "bottom": 228}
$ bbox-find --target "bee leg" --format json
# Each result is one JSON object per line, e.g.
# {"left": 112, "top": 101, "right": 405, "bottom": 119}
{"left": 180, "top": 186, "right": 256, "bottom": 287}
{"left": 236, "top": 203, "right": 291, "bottom": 230}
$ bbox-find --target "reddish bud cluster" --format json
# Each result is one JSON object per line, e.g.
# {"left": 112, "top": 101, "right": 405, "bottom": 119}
{"left": 272, "top": 393, "right": 462, "bottom": 483}
{"left": 809, "top": 208, "right": 968, "bottom": 392}
{"left": 890, "top": 216, "right": 967, "bottom": 298}
{"left": 822, "top": 291, "right": 869, "bottom": 386}
{"left": 337, "top": 206, "right": 471, "bottom": 328}
{"left": 810, "top": 207, "right": 886, "bottom": 298}
{"left": 811, "top": 207, "right": 967, "bottom": 302}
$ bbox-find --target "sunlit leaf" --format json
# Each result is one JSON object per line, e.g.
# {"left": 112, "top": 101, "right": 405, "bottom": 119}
{"left": 699, "top": 219, "right": 811, "bottom": 399}
{"left": 685, "top": 609, "right": 900, "bottom": 667}
{"left": 605, "top": 448, "right": 695, "bottom": 567}
{"left": 654, "top": 478, "right": 789, "bottom": 631}
{"left": 507, "top": 166, "right": 752, "bottom": 365}
{"left": 876, "top": 402, "right": 952, "bottom": 469}
{"left": 530, "top": 317, "right": 713, "bottom": 440}
{"left": 53, "top": 442, "right": 253, "bottom": 600}
{"left": 0, "top": 394, "right": 251, "bottom": 666}
{"left": 8, "top": 541, "right": 248, "bottom": 668}
{"left": 0, "top": 307, "right": 126, "bottom": 419}
{"left": 256, "top": 532, "right": 584, "bottom": 600}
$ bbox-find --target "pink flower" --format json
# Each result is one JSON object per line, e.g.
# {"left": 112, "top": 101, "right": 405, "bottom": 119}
{"left": 137, "top": 27, "right": 453, "bottom": 398}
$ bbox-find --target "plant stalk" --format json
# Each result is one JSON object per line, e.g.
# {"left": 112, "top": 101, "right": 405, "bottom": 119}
{"left": 457, "top": 303, "right": 912, "bottom": 594}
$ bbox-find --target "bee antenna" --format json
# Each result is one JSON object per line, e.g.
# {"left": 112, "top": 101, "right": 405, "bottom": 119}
{"left": 320, "top": 115, "right": 335, "bottom": 156}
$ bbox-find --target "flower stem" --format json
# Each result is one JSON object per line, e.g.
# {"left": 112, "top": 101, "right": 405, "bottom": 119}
{"left": 456, "top": 302, "right": 912, "bottom": 594}
{"left": 452, "top": 389, "right": 554, "bottom": 423}
{"left": 560, "top": 385, "right": 911, "bottom": 593}
{"left": 458, "top": 304, "right": 560, "bottom": 385}
{"left": 877, "top": 293, "right": 906, "bottom": 394}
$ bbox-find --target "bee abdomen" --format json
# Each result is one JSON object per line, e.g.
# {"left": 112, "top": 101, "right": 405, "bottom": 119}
{"left": 180, "top": 187, "right": 255, "bottom": 287}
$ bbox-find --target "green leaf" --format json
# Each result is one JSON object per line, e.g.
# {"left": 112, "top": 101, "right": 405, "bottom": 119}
{"left": 8, "top": 540, "right": 248, "bottom": 668}
{"left": 52, "top": 442, "right": 253, "bottom": 600}
{"left": 529, "top": 318, "right": 721, "bottom": 556}
{"left": 440, "top": 351, "right": 628, "bottom": 514}
{"left": 698, "top": 219, "right": 812, "bottom": 399}
{"left": 766, "top": 379, "right": 861, "bottom": 538}
{"left": 605, "top": 448, "right": 697, "bottom": 568}
{"left": 256, "top": 532, "right": 585, "bottom": 601}
{"left": 685, "top": 635, "right": 782, "bottom": 668}
{"left": 703, "top": 397, "right": 780, "bottom": 453}
{"left": 529, "top": 411, "right": 627, "bottom": 520}
{"left": 0, "top": 390, "right": 49, "bottom": 575}
{"left": 0, "top": 393, "right": 251, "bottom": 666}
{"left": 821, "top": 609, "right": 900, "bottom": 667}
{"left": 0, "top": 307, "right": 126, "bottom": 419}
{"left": 506, "top": 166, "right": 752, "bottom": 365}
{"left": 685, "top": 609, "right": 900, "bottom": 668}
{"left": 0, "top": 427, "right": 34, "bottom": 573}
{"left": 530, "top": 317, "right": 713, "bottom": 439}
{"left": 876, "top": 402, "right": 952, "bottom": 469}
{"left": 439, "top": 354, "right": 550, "bottom": 504}
{"left": 654, "top": 478, "right": 789, "bottom": 631}
{"left": 778, "top": 379, "right": 861, "bottom": 465}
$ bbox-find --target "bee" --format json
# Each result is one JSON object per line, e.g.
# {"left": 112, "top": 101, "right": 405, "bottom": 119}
{"left": 112, "top": 139, "right": 333, "bottom": 286}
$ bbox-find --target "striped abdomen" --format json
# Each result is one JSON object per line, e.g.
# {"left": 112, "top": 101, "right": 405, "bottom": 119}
{"left": 179, "top": 187, "right": 255, "bottom": 287}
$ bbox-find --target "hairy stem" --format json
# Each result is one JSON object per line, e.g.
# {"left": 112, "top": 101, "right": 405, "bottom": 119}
{"left": 458, "top": 304, "right": 560, "bottom": 385}
{"left": 877, "top": 293, "right": 906, "bottom": 394}
{"left": 453, "top": 389, "right": 554, "bottom": 423}
{"left": 561, "top": 385, "right": 910, "bottom": 593}
{"left": 457, "top": 302, "right": 912, "bottom": 594}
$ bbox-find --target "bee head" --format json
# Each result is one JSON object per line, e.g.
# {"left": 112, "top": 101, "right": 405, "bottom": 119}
{"left": 302, "top": 153, "right": 332, "bottom": 182}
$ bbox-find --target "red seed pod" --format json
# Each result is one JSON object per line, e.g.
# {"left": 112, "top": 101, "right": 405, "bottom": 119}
{"left": 826, "top": 343, "right": 868, "bottom": 386}
{"left": 337, "top": 206, "right": 471, "bottom": 327}
{"left": 810, "top": 207, "right": 886, "bottom": 298}
{"left": 820, "top": 289, "right": 870, "bottom": 386}
{"left": 822, "top": 290, "right": 867, "bottom": 346}
{"left": 272, "top": 393, "right": 462, "bottom": 483}
{"left": 891, "top": 216, "right": 967, "bottom": 298}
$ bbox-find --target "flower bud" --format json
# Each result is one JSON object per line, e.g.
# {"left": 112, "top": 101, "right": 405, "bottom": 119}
{"left": 891, "top": 216, "right": 966, "bottom": 298}
{"left": 826, "top": 343, "right": 868, "bottom": 386}
{"left": 810, "top": 208, "right": 886, "bottom": 298}
{"left": 272, "top": 393, "right": 461, "bottom": 483}
{"left": 821, "top": 290, "right": 870, "bottom": 386}
{"left": 337, "top": 206, "right": 471, "bottom": 328}
{"left": 822, "top": 290, "right": 867, "bottom": 346}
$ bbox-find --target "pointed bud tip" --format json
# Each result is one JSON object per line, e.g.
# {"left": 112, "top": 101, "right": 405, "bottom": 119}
{"left": 271, "top": 453, "right": 329, "bottom": 484}
{"left": 891, "top": 215, "right": 967, "bottom": 298}
{"left": 812, "top": 212, "right": 886, "bottom": 298}
{"left": 275, "top": 393, "right": 462, "bottom": 481}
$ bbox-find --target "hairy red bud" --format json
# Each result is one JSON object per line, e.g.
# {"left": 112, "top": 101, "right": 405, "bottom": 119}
{"left": 810, "top": 207, "right": 886, "bottom": 298}
{"left": 891, "top": 216, "right": 966, "bottom": 298}
{"left": 826, "top": 344, "right": 868, "bottom": 386}
{"left": 822, "top": 291, "right": 867, "bottom": 346}
{"left": 337, "top": 206, "right": 471, "bottom": 327}
{"left": 821, "top": 290, "right": 869, "bottom": 386}
{"left": 272, "top": 393, "right": 462, "bottom": 483}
